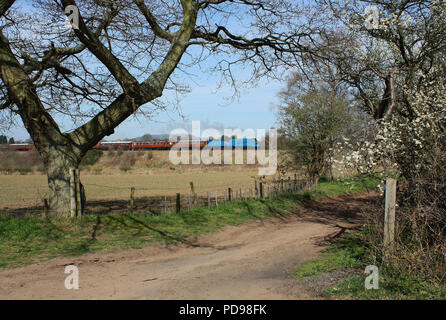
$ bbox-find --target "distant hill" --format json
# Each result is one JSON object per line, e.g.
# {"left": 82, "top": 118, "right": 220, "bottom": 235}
{"left": 129, "top": 133, "right": 202, "bottom": 142}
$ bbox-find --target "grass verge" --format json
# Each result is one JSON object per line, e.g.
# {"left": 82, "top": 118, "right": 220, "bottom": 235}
{"left": 294, "top": 232, "right": 446, "bottom": 300}
{"left": 0, "top": 174, "right": 380, "bottom": 269}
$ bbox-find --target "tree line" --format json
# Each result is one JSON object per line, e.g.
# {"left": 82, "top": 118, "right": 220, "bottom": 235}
{"left": 0, "top": 135, "right": 14, "bottom": 144}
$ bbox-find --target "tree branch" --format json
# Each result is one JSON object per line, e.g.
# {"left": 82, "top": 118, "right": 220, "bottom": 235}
{"left": 133, "top": 0, "right": 175, "bottom": 42}
{"left": 60, "top": 0, "right": 139, "bottom": 95}
{"left": 69, "top": 0, "right": 199, "bottom": 149}
{"left": 0, "top": 0, "right": 15, "bottom": 17}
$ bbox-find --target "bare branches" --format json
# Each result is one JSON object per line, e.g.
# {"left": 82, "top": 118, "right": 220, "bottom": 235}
{"left": 133, "top": 0, "right": 174, "bottom": 42}
{"left": 59, "top": 0, "right": 139, "bottom": 95}
{"left": 0, "top": 0, "right": 15, "bottom": 17}
{"left": 0, "top": 0, "right": 318, "bottom": 155}
{"left": 70, "top": 0, "right": 200, "bottom": 147}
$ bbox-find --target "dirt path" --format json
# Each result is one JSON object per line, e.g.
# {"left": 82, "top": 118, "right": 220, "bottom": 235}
{"left": 0, "top": 193, "right": 379, "bottom": 300}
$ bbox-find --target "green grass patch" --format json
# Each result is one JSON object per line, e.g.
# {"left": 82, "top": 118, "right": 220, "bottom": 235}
{"left": 294, "top": 229, "right": 446, "bottom": 300}
{"left": 324, "top": 267, "right": 446, "bottom": 300}
{"left": 294, "top": 234, "right": 366, "bottom": 279}
{"left": 0, "top": 196, "right": 300, "bottom": 268}
{"left": 313, "top": 174, "right": 382, "bottom": 198}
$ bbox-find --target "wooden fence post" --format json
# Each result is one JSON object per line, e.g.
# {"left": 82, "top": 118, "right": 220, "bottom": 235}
{"left": 188, "top": 193, "right": 192, "bottom": 211}
{"left": 43, "top": 199, "right": 49, "bottom": 218}
{"left": 255, "top": 181, "right": 258, "bottom": 198}
{"left": 176, "top": 193, "right": 181, "bottom": 213}
{"left": 75, "top": 169, "right": 81, "bottom": 218}
{"left": 384, "top": 178, "right": 397, "bottom": 250}
{"left": 190, "top": 181, "right": 197, "bottom": 205}
{"left": 215, "top": 192, "right": 218, "bottom": 209}
{"left": 228, "top": 188, "right": 232, "bottom": 201}
{"left": 207, "top": 191, "right": 211, "bottom": 209}
{"left": 69, "top": 168, "right": 76, "bottom": 218}
{"left": 259, "top": 183, "right": 264, "bottom": 199}
{"left": 129, "top": 187, "right": 135, "bottom": 214}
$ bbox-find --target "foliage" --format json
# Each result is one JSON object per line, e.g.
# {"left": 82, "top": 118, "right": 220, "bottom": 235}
{"left": 295, "top": 230, "right": 446, "bottom": 299}
{"left": 80, "top": 150, "right": 103, "bottom": 167}
{"left": 277, "top": 88, "right": 357, "bottom": 184}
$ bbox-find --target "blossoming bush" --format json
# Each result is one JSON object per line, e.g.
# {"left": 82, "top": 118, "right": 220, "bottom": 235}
{"left": 340, "top": 75, "right": 446, "bottom": 284}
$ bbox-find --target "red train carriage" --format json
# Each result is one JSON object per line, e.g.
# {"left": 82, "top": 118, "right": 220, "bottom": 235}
{"left": 131, "top": 141, "right": 173, "bottom": 150}
{"left": 0, "top": 144, "right": 34, "bottom": 151}
{"left": 93, "top": 141, "right": 132, "bottom": 150}
{"left": 3, "top": 140, "right": 209, "bottom": 151}
{"left": 169, "top": 140, "right": 208, "bottom": 149}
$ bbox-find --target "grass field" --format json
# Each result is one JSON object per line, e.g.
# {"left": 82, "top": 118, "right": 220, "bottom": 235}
{"left": 0, "top": 167, "right": 263, "bottom": 210}
{"left": 0, "top": 149, "right": 354, "bottom": 213}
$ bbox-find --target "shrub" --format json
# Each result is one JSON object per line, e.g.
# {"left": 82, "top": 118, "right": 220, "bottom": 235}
{"left": 15, "top": 167, "right": 32, "bottom": 175}
{"left": 341, "top": 74, "right": 446, "bottom": 286}
{"left": 119, "top": 164, "right": 131, "bottom": 172}
{"left": 92, "top": 166, "right": 103, "bottom": 175}
{"left": 80, "top": 150, "right": 103, "bottom": 166}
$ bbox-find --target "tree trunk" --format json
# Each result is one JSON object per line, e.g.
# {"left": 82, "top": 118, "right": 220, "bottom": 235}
{"left": 312, "top": 174, "right": 320, "bottom": 190}
{"left": 44, "top": 147, "right": 84, "bottom": 217}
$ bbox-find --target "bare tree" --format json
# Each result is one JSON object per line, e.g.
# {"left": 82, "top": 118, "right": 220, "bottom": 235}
{"left": 309, "top": 0, "right": 446, "bottom": 120}
{"left": 0, "top": 0, "right": 316, "bottom": 216}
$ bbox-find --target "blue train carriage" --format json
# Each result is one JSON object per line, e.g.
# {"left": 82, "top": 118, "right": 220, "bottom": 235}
{"left": 206, "top": 138, "right": 258, "bottom": 149}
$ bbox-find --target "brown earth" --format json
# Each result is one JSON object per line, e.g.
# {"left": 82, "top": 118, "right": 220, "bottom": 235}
{"left": 0, "top": 193, "right": 379, "bottom": 300}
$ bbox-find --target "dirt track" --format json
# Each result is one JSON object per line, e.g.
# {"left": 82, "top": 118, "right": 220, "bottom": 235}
{"left": 0, "top": 193, "right": 378, "bottom": 300}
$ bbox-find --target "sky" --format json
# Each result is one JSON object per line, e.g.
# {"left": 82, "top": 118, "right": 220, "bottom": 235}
{"left": 1, "top": 0, "right": 286, "bottom": 141}
{"left": 5, "top": 76, "right": 283, "bottom": 141}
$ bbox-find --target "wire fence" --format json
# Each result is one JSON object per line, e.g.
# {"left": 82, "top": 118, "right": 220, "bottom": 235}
{"left": 0, "top": 173, "right": 311, "bottom": 216}
{"left": 82, "top": 177, "right": 310, "bottom": 215}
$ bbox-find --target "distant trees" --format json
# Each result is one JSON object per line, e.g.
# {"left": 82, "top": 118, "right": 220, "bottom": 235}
{"left": 277, "top": 87, "right": 355, "bottom": 185}
{"left": 0, "top": 135, "right": 15, "bottom": 144}
{"left": 140, "top": 134, "right": 152, "bottom": 142}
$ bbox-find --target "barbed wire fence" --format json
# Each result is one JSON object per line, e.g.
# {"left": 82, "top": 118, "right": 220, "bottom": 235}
{"left": 0, "top": 171, "right": 311, "bottom": 217}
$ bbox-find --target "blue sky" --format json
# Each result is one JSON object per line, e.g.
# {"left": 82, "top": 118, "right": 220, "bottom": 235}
{"left": 5, "top": 76, "right": 283, "bottom": 141}
{"left": 2, "top": 0, "right": 286, "bottom": 141}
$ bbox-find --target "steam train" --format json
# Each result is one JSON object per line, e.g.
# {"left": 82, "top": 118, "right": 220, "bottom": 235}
{"left": 92, "top": 140, "right": 209, "bottom": 150}
{"left": 0, "top": 140, "right": 209, "bottom": 151}
{"left": 0, "top": 138, "right": 258, "bottom": 151}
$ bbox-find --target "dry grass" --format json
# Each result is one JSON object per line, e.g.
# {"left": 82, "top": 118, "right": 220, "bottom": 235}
{"left": 0, "top": 164, "right": 263, "bottom": 210}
